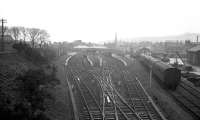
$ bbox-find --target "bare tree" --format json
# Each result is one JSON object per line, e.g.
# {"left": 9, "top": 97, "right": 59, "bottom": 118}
{"left": 27, "top": 28, "right": 50, "bottom": 48}
{"left": 38, "top": 30, "right": 50, "bottom": 48}
{"left": 7, "top": 27, "right": 21, "bottom": 41}
{"left": 19, "top": 27, "right": 29, "bottom": 42}
{"left": 27, "top": 28, "right": 41, "bottom": 48}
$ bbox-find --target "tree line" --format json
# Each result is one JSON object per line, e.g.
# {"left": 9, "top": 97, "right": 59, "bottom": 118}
{"left": 0, "top": 26, "right": 59, "bottom": 119}
{"left": 5, "top": 27, "right": 50, "bottom": 48}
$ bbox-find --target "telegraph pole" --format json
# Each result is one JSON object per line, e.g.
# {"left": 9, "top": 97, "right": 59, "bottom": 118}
{"left": 0, "top": 18, "right": 7, "bottom": 52}
{"left": 149, "top": 65, "right": 152, "bottom": 88}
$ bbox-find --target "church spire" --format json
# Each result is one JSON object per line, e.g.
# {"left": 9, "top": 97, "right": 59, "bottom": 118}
{"left": 115, "top": 32, "right": 117, "bottom": 45}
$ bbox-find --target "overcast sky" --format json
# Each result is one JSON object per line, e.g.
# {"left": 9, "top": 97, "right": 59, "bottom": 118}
{"left": 1, "top": 0, "right": 200, "bottom": 43}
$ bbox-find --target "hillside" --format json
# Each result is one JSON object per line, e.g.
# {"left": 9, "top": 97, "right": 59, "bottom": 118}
{"left": 131, "top": 33, "right": 200, "bottom": 42}
{"left": 0, "top": 44, "right": 60, "bottom": 120}
{"left": 0, "top": 53, "right": 37, "bottom": 79}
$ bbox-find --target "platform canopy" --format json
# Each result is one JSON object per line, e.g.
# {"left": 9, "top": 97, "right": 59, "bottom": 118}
{"left": 74, "top": 45, "right": 108, "bottom": 49}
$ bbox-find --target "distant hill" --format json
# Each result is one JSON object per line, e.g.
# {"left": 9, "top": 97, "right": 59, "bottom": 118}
{"left": 132, "top": 33, "right": 200, "bottom": 42}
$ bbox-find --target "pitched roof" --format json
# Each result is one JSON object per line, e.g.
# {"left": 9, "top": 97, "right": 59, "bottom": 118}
{"left": 74, "top": 45, "right": 89, "bottom": 49}
{"left": 188, "top": 45, "right": 200, "bottom": 52}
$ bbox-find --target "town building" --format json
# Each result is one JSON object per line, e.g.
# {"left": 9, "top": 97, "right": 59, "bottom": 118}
{"left": 187, "top": 45, "right": 200, "bottom": 66}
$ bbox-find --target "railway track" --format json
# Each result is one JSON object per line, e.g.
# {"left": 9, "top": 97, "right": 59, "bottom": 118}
{"left": 122, "top": 71, "right": 164, "bottom": 120}
{"left": 101, "top": 54, "right": 165, "bottom": 120}
{"left": 69, "top": 68, "right": 103, "bottom": 120}
{"left": 91, "top": 54, "right": 165, "bottom": 120}
{"left": 66, "top": 52, "right": 166, "bottom": 120}
{"left": 91, "top": 69, "right": 141, "bottom": 120}
{"left": 111, "top": 54, "right": 127, "bottom": 66}
{"left": 171, "top": 81, "right": 200, "bottom": 119}
{"left": 0, "top": 73, "right": 11, "bottom": 83}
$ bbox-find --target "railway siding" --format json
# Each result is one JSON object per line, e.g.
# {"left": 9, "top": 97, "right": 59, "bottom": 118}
{"left": 86, "top": 55, "right": 94, "bottom": 66}
{"left": 64, "top": 68, "right": 79, "bottom": 120}
{"left": 120, "top": 70, "right": 167, "bottom": 120}
{"left": 65, "top": 52, "right": 77, "bottom": 66}
{"left": 112, "top": 53, "right": 128, "bottom": 66}
{"left": 134, "top": 76, "right": 167, "bottom": 120}
{"left": 170, "top": 80, "right": 200, "bottom": 119}
{"left": 133, "top": 57, "right": 199, "bottom": 120}
{"left": 66, "top": 52, "right": 168, "bottom": 120}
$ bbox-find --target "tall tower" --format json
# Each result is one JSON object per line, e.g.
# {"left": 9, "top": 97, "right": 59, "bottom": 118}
{"left": 115, "top": 32, "right": 117, "bottom": 46}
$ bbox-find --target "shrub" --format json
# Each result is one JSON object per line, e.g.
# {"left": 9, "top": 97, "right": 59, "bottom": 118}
{"left": 13, "top": 42, "right": 47, "bottom": 64}
{"left": 0, "top": 68, "right": 60, "bottom": 120}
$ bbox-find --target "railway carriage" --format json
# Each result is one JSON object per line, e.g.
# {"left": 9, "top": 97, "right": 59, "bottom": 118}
{"left": 139, "top": 54, "right": 181, "bottom": 90}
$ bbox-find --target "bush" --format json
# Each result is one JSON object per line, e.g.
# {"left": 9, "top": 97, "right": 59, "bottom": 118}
{"left": 0, "top": 68, "right": 60, "bottom": 120}
{"left": 40, "top": 48, "right": 57, "bottom": 61}
{"left": 13, "top": 42, "right": 47, "bottom": 64}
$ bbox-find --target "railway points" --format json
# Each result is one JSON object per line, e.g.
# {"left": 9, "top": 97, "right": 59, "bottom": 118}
{"left": 87, "top": 55, "right": 94, "bottom": 66}
{"left": 65, "top": 52, "right": 77, "bottom": 66}
{"left": 111, "top": 53, "right": 128, "bottom": 66}
{"left": 65, "top": 52, "right": 168, "bottom": 120}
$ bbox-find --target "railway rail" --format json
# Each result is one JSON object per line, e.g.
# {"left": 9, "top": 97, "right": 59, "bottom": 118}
{"left": 122, "top": 70, "right": 164, "bottom": 120}
{"left": 87, "top": 55, "right": 94, "bottom": 66}
{"left": 68, "top": 68, "right": 103, "bottom": 120}
{"left": 91, "top": 69, "right": 141, "bottom": 120}
{"left": 111, "top": 54, "right": 127, "bottom": 66}
{"left": 66, "top": 52, "right": 166, "bottom": 120}
{"left": 0, "top": 73, "right": 9, "bottom": 82}
{"left": 171, "top": 80, "right": 200, "bottom": 120}
{"left": 90, "top": 69, "right": 165, "bottom": 120}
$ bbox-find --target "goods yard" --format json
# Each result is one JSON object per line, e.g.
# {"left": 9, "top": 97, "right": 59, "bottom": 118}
{"left": 64, "top": 51, "right": 167, "bottom": 120}
{"left": 61, "top": 48, "right": 200, "bottom": 120}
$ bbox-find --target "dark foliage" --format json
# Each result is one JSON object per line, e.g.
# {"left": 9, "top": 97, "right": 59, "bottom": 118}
{"left": 13, "top": 42, "right": 56, "bottom": 64}
{"left": 41, "top": 48, "right": 57, "bottom": 61}
{"left": 0, "top": 68, "right": 60, "bottom": 120}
